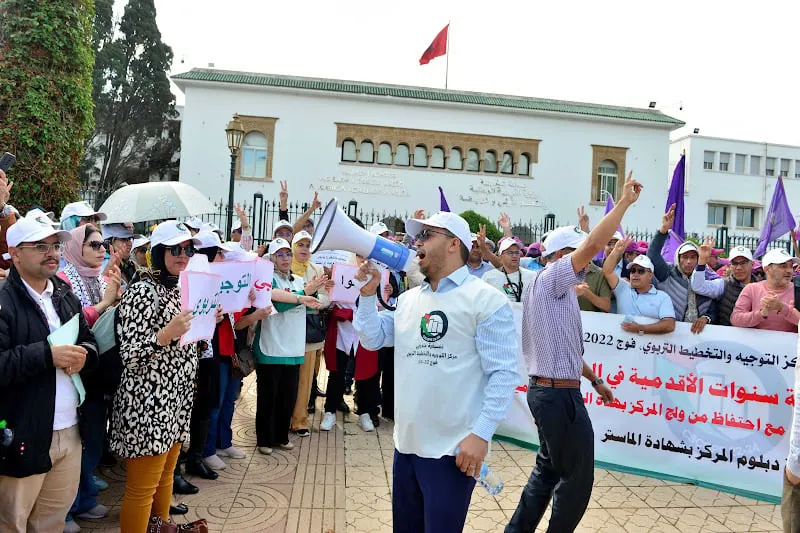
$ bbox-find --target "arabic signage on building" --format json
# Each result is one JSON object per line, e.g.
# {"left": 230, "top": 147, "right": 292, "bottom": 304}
{"left": 496, "top": 311, "right": 796, "bottom": 501}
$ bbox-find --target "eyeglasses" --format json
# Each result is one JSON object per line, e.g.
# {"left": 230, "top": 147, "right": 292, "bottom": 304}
{"left": 502, "top": 250, "right": 521, "bottom": 256}
{"left": 17, "top": 242, "right": 64, "bottom": 254}
{"left": 275, "top": 230, "right": 293, "bottom": 239}
{"left": 274, "top": 251, "right": 293, "bottom": 259}
{"left": 629, "top": 267, "right": 651, "bottom": 275}
{"left": 168, "top": 244, "right": 195, "bottom": 257}
{"left": 414, "top": 229, "right": 452, "bottom": 242}
{"left": 84, "top": 241, "right": 107, "bottom": 252}
{"left": 731, "top": 259, "right": 750, "bottom": 267}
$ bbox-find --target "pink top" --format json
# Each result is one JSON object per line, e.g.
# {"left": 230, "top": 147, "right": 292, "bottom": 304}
{"left": 730, "top": 280, "right": 799, "bottom": 333}
{"left": 56, "top": 271, "right": 101, "bottom": 327}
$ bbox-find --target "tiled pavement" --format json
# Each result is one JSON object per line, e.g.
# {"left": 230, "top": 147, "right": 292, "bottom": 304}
{"left": 78, "top": 374, "right": 784, "bottom": 532}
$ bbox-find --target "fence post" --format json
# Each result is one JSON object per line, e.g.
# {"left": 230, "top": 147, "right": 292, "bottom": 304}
{"left": 715, "top": 226, "right": 729, "bottom": 254}
{"left": 252, "top": 193, "right": 264, "bottom": 243}
{"left": 347, "top": 200, "right": 358, "bottom": 218}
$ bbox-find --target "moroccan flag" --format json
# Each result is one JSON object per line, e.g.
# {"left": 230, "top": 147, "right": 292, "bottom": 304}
{"left": 419, "top": 24, "right": 448, "bottom": 65}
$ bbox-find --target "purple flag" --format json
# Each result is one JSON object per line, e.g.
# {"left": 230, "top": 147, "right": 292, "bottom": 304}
{"left": 439, "top": 186, "right": 451, "bottom": 212}
{"left": 754, "top": 176, "right": 794, "bottom": 257}
{"left": 662, "top": 154, "right": 686, "bottom": 263}
{"left": 594, "top": 194, "right": 624, "bottom": 260}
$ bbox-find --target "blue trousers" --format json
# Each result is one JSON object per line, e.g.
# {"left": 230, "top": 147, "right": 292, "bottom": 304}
{"left": 203, "top": 359, "right": 242, "bottom": 457}
{"left": 68, "top": 400, "right": 106, "bottom": 518}
{"left": 393, "top": 450, "right": 476, "bottom": 533}
{"left": 505, "top": 385, "right": 594, "bottom": 533}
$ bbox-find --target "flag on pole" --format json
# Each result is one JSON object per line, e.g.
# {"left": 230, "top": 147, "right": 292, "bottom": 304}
{"left": 419, "top": 24, "right": 449, "bottom": 65}
{"left": 438, "top": 186, "right": 451, "bottom": 212}
{"left": 754, "top": 176, "right": 795, "bottom": 257}
{"left": 661, "top": 154, "right": 686, "bottom": 263}
{"left": 594, "top": 194, "right": 625, "bottom": 260}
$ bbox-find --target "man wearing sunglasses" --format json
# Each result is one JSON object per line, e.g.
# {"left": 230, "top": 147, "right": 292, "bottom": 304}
{"left": 690, "top": 239, "right": 755, "bottom": 327}
{"left": 0, "top": 217, "right": 99, "bottom": 532}
{"left": 353, "top": 211, "right": 517, "bottom": 533}
{"left": 602, "top": 238, "right": 676, "bottom": 334}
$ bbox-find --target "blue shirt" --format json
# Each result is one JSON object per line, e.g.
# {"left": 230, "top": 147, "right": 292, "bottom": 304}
{"left": 520, "top": 257, "right": 544, "bottom": 271}
{"left": 467, "top": 261, "right": 495, "bottom": 278}
{"left": 354, "top": 265, "right": 518, "bottom": 442}
{"left": 613, "top": 279, "right": 675, "bottom": 320}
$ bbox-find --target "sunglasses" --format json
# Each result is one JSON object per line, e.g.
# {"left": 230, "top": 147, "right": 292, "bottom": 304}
{"left": 629, "top": 267, "right": 650, "bottom": 275}
{"left": 168, "top": 244, "right": 195, "bottom": 257}
{"left": 415, "top": 229, "right": 452, "bottom": 242}
{"left": 84, "top": 241, "right": 107, "bottom": 252}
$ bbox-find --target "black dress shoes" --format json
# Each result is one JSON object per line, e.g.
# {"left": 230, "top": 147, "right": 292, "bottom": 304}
{"left": 185, "top": 457, "right": 218, "bottom": 480}
{"left": 170, "top": 503, "right": 189, "bottom": 515}
{"left": 173, "top": 474, "right": 199, "bottom": 495}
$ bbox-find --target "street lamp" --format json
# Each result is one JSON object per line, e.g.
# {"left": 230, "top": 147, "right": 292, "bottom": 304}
{"left": 225, "top": 113, "right": 245, "bottom": 240}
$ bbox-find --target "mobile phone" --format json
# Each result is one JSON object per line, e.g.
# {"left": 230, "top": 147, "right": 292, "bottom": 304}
{"left": 0, "top": 153, "right": 15, "bottom": 173}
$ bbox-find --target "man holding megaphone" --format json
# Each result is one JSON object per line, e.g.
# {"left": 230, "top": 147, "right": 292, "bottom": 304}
{"left": 353, "top": 211, "right": 518, "bottom": 533}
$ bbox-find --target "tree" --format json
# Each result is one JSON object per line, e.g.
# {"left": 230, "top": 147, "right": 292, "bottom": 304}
{"left": 84, "top": 0, "right": 177, "bottom": 192}
{"left": 0, "top": 0, "right": 95, "bottom": 212}
{"left": 460, "top": 210, "right": 503, "bottom": 242}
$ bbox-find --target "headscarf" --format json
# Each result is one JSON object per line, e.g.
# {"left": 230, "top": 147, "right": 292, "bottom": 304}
{"left": 63, "top": 225, "right": 102, "bottom": 277}
{"left": 61, "top": 215, "right": 81, "bottom": 231}
{"left": 148, "top": 244, "right": 179, "bottom": 289}
{"left": 291, "top": 239, "right": 311, "bottom": 277}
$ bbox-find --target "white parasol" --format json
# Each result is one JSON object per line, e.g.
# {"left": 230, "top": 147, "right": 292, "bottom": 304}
{"left": 98, "top": 182, "right": 217, "bottom": 223}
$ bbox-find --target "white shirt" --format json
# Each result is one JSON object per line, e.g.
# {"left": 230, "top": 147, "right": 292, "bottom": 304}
{"left": 335, "top": 302, "right": 359, "bottom": 354}
{"left": 482, "top": 267, "right": 536, "bottom": 303}
{"left": 21, "top": 278, "right": 79, "bottom": 430}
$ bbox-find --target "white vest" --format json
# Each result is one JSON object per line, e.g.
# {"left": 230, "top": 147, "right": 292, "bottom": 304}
{"left": 393, "top": 276, "right": 508, "bottom": 458}
{"left": 258, "top": 274, "right": 306, "bottom": 359}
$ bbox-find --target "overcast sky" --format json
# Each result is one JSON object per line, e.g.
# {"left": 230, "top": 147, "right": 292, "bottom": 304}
{"left": 134, "top": 0, "right": 797, "bottom": 145}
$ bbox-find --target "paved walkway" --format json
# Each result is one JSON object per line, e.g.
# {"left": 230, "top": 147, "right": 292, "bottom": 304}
{"left": 78, "top": 375, "right": 784, "bottom": 533}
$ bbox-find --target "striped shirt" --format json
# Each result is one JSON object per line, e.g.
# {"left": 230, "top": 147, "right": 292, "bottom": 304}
{"left": 522, "top": 254, "right": 586, "bottom": 380}
{"left": 353, "top": 266, "right": 518, "bottom": 442}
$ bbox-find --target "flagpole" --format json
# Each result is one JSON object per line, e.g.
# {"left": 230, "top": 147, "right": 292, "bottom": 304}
{"left": 445, "top": 20, "right": 450, "bottom": 90}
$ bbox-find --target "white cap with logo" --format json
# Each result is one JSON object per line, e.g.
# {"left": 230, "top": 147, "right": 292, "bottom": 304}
{"left": 268, "top": 238, "right": 292, "bottom": 255}
{"left": 728, "top": 246, "right": 753, "bottom": 262}
{"left": 273, "top": 220, "right": 293, "bottom": 235}
{"left": 194, "top": 230, "right": 235, "bottom": 252}
{"left": 761, "top": 248, "right": 800, "bottom": 268}
{"left": 370, "top": 222, "right": 390, "bottom": 236}
{"left": 7, "top": 217, "right": 71, "bottom": 248}
{"left": 150, "top": 220, "right": 201, "bottom": 248}
{"left": 630, "top": 255, "right": 655, "bottom": 271}
{"left": 542, "top": 225, "right": 588, "bottom": 255}
{"left": 25, "top": 208, "right": 59, "bottom": 228}
{"left": 498, "top": 238, "right": 521, "bottom": 254}
{"left": 292, "top": 231, "right": 312, "bottom": 245}
{"left": 60, "top": 201, "right": 106, "bottom": 223}
{"left": 405, "top": 212, "right": 472, "bottom": 251}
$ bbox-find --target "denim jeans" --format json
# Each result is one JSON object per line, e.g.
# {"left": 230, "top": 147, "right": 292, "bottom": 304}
{"left": 506, "top": 385, "right": 594, "bottom": 533}
{"left": 68, "top": 399, "right": 106, "bottom": 517}
{"left": 203, "top": 358, "right": 242, "bottom": 457}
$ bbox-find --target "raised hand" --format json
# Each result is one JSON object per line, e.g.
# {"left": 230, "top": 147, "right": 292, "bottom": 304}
{"left": 413, "top": 209, "right": 425, "bottom": 220}
{"left": 477, "top": 224, "right": 487, "bottom": 247}
{"left": 660, "top": 204, "right": 677, "bottom": 234}
{"left": 576, "top": 206, "right": 589, "bottom": 233}
{"left": 620, "top": 170, "right": 643, "bottom": 206}
{"left": 0, "top": 169, "right": 13, "bottom": 210}
{"left": 698, "top": 235, "right": 715, "bottom": 266}
{"left": 310, "top": 191, "right": 322, "bottom": 211}
{"left": 498, "top": 212, "right": 511, "bottom": 231}
{"left": 279, "top": 180, "right": 289, "bottom": 209}
{"left": 235, "top": 203, "right": 250, "bottom": 230}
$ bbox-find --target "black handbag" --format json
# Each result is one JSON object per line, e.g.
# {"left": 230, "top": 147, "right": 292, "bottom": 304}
{"left": 305, "top": 312, "right": 327, "bottom": 344}
{"left": 232, "top": 324, "right": 256, "bottom": 379}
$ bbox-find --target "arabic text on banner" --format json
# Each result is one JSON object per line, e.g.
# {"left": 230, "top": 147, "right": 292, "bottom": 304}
{"left": 208, "top": 260, "right": 255, "bottom": 313}
{"left": 330, "top": 263, "right": 389, "bottom": 303}
{"left": 311, "top": 250, "right": 352, "bottom": 268}
{"left": 495, "top": 311, "right": 796, "bottom": 501}
{"left": 179, "top": 270, "right": 222, "bottom": 345}
{"left": 252, "top": 258, "right": 275, "bottom": 309}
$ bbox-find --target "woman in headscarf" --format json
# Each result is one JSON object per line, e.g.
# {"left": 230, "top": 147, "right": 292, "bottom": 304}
{"left": 57, "top": 225, "right": 121, "bottom": 530}
{"left": 110, "top": 221, "right": 209, "bottom": 532}
{"left": 288, "top": 231, "right": 330, "bottom": 437}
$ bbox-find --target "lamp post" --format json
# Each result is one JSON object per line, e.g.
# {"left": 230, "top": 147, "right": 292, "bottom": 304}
{"left": 225, "top": 113, "right": 245, "bottom": 240}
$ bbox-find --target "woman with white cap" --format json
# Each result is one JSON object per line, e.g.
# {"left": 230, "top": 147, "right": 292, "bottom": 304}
{"left": 59, "top": 201, "right": 106, "bottom": 231}
{"left": 130, "top": 236, "right": 151, "bottom": 273}
{"left": 110, "top": 221, "right": 210, "bottom": 532}
{"left": 251, "top": 238, "right": 323, "bottom": 454}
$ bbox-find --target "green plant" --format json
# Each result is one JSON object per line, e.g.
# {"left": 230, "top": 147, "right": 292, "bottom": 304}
{"left": 459, "top": 210, "right": 503, "bottom": 242}
{"left": 0, "top": 0, "right": 95, "bottom": 212}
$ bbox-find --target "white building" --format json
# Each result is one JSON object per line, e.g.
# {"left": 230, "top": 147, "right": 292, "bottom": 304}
{"left": 669, "top": 135, "right": 800, "bottom": 235}
{"left": 173, "top": 68, "right": 683, "bottom": 232}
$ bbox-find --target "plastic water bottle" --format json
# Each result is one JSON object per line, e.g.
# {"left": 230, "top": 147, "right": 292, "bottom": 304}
{"left": 455, "top": 447, "right": 504, "bottom": 495}
{"left": 0, "top": 420, "right": 13, "bottom": 447}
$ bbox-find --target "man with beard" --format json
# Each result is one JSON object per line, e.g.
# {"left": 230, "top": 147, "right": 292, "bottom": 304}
{"left": 730, "top": 248, "right": 800, "bottom": 332}
{"left": 353, "top": 211, "right": 517, "bottom": 532}
{"left": 690, "top": 239, "right": 756, "bottom": 326}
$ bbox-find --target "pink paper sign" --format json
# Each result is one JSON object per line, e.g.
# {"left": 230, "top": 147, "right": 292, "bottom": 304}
{"left": 330, "top": 264, "right": 389, "bottom": 304}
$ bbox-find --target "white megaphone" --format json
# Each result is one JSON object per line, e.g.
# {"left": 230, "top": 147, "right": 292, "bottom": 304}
{"left": 311, "top": 198, "right": 416, "bottom": 271}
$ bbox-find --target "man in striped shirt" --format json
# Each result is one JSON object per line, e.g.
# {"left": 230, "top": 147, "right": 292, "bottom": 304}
{"left": 506, "top": 172, "right": 643, "bottom": 533}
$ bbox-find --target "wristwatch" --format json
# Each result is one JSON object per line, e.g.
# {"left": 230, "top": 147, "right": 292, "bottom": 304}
{"left": 591, "top": 378, "right": 604, "bottom": 387}
{"left": 295, "top": 294, "right": 301, "bottom": 304}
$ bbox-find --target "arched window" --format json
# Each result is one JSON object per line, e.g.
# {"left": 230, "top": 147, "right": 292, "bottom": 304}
{"left": 377, "top": 142, "right": 393, "bottom": 165}
{"left": 241, "top": 131, "right": 268, "bottom": 178}
{"left": 518, "top": 153, "right": 531, "bottom": 176}
{"left": 500, "top": 151, "right": 514, "bottom": 174}
{"left": 396, "top": 144, "right": 410, "bottom": 166}
{"left": 466, "top": 149, "right": 480, "bottom": 171}
{"left": 359, "top": 141, "right": 374, "bottom": 163}
{"left": 431, "top": 146, "right": 445, "bottom": 169}
{"left": 596, "top": 160, "right": 618, "bottom": 202}
{"left": 484, "top": 150, "right": 498, "bottom": 173}
{"left": 448, "top": 148, "right": 463, "bottom": 170}
{"left": 413, "top": 145, "right": 428, "bottom": 167}
{"left": 341, "top": 139, "right": 357, "bottom": 162}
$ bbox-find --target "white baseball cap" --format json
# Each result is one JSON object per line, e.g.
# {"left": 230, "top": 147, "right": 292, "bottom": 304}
{"left": 7, "top": 216, "right": 71, "bottom": 248}
{"left": 498, "top": 238, "right": 522, "bottom": 254}
{"left": 232, "top": 219, "right": 242, "bottom": 232}
{"left": 223, "top": 241, "right": 258, "bottom": 261}
{"left": 292, "top": 231, "right": 312, "bottom": 245}
{"left": 761, "top": 248, "right": 800, "bottom": 268}
{"left": 60, "top": 201, "right": 106, "bottom": 223}
{"left": 542, "top": 225, "right": 588, "bottom": 255}
{"left": 728, "top": 246, "right": 753, "bottom": 262}
{"left": 630, "top": 254, "right": 655, "bottom": 271}
{"left": 199, "top": 222, "right": 224, "bottom": 238}
{"left": 273, "top": 220, "right": 294, "bottom": 235}
{"left": 150, "top": 220, "right": 201, "bottom": 248}
{"left": 370, "top": 222, "right": 390, "bottom": 235}
{"left": 405, "top": 212, "right": 472, "bottom": 251}
{"left": 194, "top": 230, "right": 235, "bottom": 252}
{"left": 675, "top": 241, "right": 699, "bottom": 259}
{"left": 132, "top": 236, "right": 150, "bottom": 250}
{"left": 611, "top": 231, "right": 625, "bottom": 241}
{"left": 268, "top": 237, "right": 291, "bottom": 255}
{"left": 25, "top": 208, "right": 59, "bottom": 228}
{"left": 183, "top": 217, "right": 204, "bottom": 230}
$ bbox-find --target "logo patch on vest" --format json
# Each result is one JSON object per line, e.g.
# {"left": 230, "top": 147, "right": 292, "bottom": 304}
{"left": 420, "top": 311, "right": 448, "bottom": 342}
